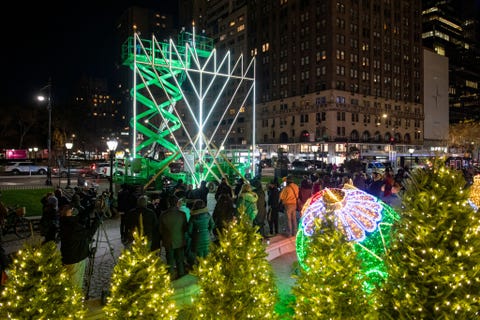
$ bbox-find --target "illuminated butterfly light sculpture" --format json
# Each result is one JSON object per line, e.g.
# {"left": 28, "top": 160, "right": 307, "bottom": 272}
{"left": 296, "top": 184, "right": 400, "bottom": 291}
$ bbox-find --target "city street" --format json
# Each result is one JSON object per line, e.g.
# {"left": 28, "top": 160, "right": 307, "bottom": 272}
{"left": 0, "top": 174, "right": 108, "bottom": 191}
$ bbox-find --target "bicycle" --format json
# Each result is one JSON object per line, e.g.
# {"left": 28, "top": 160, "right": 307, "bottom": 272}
{"left": 0, "top": 195, "right": 31, "bottom": 239}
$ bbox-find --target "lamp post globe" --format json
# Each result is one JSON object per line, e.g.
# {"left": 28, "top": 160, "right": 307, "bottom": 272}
{"left": 106, "top": 139, "right": 118, "bottom": 194}
{"left": 408, "top": 148, "right": 415, "bottom": 169}
{"left": 65, "top": 142, "right": 73, "bottom": 187}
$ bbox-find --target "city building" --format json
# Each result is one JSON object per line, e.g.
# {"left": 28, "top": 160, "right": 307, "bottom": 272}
{"left": 179, "top": 1, "right": 428, "bottom": 166}
{"left": 252, "top": 0, "right": 424, "bottom": 166}
{"left": 422, "top": 0, "right": 480, "bottom": 123}
{"left": 423, "top": 49, "right": 449, "bottom": 149}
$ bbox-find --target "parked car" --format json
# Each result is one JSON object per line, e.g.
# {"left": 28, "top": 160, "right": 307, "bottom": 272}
{"left": 289, "top": 160, "right": 314, "bottom": 171}
{"left": 93, "top": 162, "right": 125, "bottom": 177}
{"left": 4, "top": 161, "right": 48, "bottom": 175}
{"left": 305, "top": 159, "right": 325, "bottom": 170}
{"left": 365, "top": 161, "right": 386, "bottom": 174}
{"left": 51, "top": 165, "right": 92, "bottom": 177}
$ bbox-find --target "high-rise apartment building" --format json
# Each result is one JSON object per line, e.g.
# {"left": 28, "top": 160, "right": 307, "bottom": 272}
{"left": 422, "top": 0, "right": 480, "bottom": 123}
{"left": 245, "top": 0, "right": 424, "bottom": 163}
{"left": 180, "top": 1, "right": 432, "bottom": 165}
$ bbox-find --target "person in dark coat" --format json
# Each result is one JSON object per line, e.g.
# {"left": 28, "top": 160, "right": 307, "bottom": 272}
{"left": 298, "top": 176, "right": 313, "bottom": 217}
{"left": 159, "top": 195, "right": 188, "bottom": 279}
{"left": 212, "top": 192, "right": 235, "bottom": 238}
{"left": 352, "top": 172, "right": 367, "bottom": 191}
{"left": 234, "top": 178, "right": 244, "bottom": 200}
{"left": 215, "top": 177, "right": 233, "bottom": 200}
{"left": 267, "top": 179, "right": 281, "bottom": 236}
{"left": 59, "top": 203, "right": 101, "bottom": 291}
{"left": 187, "top": 199, "right": 215, "bottom": 266}
{"left": 190, "top": 180, "right": 209, "bottom": 205}
{"left": 124, "top": 195, "right": 159, "bottom": 250}
{"left": 0, "top": 229, "right": 10, "bottom": 289}
{"left": 55, "top": 188, "right": 70, "bottom": 209}
{"left": 71, "top": 193, "right": 89, "bottom": 228}
{"left": 251, "top": 179, "right": 267, "bottom": 237}
{"left": 367, "top": 172, "right": 385, "bottom": 198}
{"left": 40, "top": 193, "right": 59, "bottom": 244}
{"left": 117, "top": 184, "right": 137, "bottom": 243}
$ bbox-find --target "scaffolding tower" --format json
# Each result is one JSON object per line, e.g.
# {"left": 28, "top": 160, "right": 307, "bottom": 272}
{"left": 120, "top": 27, "right": 256, "bottom": 189}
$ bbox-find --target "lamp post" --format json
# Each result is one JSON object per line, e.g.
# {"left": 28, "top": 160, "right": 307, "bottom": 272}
{"left": 65, "top": 142, "right": 73, "bottom": 187}
{"left": 37, "top": 80, "right": 53, "bottom": 186}
{"left": 408, "top": 148, "right": 415, "bottom": 169}
{"left": 311, "top": 145, "right": 319, "bottom": 161}
{"left": 107, "top": 139, "right": 118, "bottom": 194}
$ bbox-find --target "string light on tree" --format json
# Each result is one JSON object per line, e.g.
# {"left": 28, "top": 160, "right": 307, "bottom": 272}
{"left": 377, "top": 158, "right": 480, "bottom": 319}
{"left": 104, "top": 229, "right": 178, "bottom": 319}
{"left": 190, "top": 208, "right": 277, "bottom": 318}
{"left": 469, "top": 175, "right": 480, "bottom": 210}
{"left": 0, "top": 242, "right": 86, "bottom": 319}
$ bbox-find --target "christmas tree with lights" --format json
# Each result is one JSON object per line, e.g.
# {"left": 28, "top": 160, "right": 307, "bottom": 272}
{"left": 377, "top": 158, "right": 480, "bottom": 318}
{"left": 104, "top": 231, "right": 178, "bottom": 319}
{"left": 0, "top": 241, "right": 86, "bottom": 319}
{"left": 291, "top": 215, "right": 376, "bottom": 319}
{"left": 190, "top": 210, "right": 278, "bottom": 319}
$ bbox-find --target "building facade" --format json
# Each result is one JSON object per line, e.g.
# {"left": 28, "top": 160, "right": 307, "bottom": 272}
{"left": 422, "top": 0, "right": 480, "bottom": 123}
{"left": 248, "top": 0, "right": 424, "bottom": 164}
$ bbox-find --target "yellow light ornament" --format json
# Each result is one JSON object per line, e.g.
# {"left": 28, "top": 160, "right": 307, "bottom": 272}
{"left": 469, "top": 175, "right": 480, "bottom": 208}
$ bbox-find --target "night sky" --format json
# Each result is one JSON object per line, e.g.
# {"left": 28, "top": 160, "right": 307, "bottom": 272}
{"left": 1, "top": 1, "right": 177, "bottom": 108}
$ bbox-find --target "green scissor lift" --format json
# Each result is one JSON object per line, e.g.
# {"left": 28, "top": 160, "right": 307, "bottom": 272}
{"left": 118, "top": 30, "right": 254, "bottom": 191}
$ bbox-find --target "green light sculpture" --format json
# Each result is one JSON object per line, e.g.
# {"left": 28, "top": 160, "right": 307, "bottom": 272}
{"left": 121, "top": 28, "right": 256, "bottom": 188}
{"left": 296, "top": 185, "right": 399, "bottom": 292}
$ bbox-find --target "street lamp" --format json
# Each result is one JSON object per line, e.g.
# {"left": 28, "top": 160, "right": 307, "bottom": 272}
{"left": 65, "top": 142, "right": 73, "bottom": 187}
{"left": 311, "top": 145, "right": 319, "bottom": 161}
{"left": 37, "top": 80, "right": 53, "bottom": 186}
{"left": 33, "top": 147, "right": 38, "bottom": 162}
{"left": 106, "top": 139, "right": 118, "bottom": 194}
{"left": 408, "top": 148, "right": 415, "bottom": 169}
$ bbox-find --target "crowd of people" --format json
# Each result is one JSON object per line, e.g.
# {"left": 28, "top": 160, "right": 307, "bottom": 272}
{"left": 27, "top": 166, "right": 409, "bottom": 292}
{"left": 116, "top": 180, "right": 220, "bottom": 280}
{"left": 115, "top": 166, "right": 410, "bottom": 280}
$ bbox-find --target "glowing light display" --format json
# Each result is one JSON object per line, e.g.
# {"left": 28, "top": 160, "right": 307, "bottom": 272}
{"left": 121, "top": 28, "right": 256, "bottom": 186}
{"left": 300, "top": 188, "right": 383, "bottom": 241}
{"left": 469, "top": 175, "right": 480, "bottom": 211}
{"left": 296, "top": 184, "right": 399, "bottom": 290}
